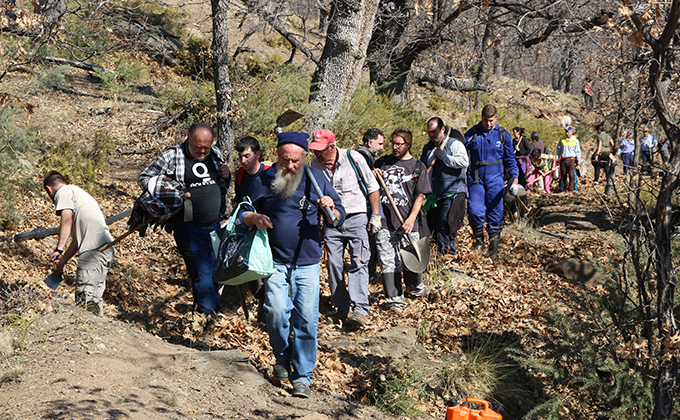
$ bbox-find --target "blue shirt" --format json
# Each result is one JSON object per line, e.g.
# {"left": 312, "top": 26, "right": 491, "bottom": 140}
{"left": 619, "top": 138, "right": 635, "bottom": 154}
{"left": 241, "top": 164, "right": 345, "bottom": 266}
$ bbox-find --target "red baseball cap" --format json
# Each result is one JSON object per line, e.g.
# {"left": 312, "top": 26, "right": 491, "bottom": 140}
{"left": 309, "top": 129, "right": 336, "bottom": 151}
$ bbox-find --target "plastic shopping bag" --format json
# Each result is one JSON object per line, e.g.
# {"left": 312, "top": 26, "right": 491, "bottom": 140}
{"left": 214, "top": 198, "right": 274, "bottom": 285}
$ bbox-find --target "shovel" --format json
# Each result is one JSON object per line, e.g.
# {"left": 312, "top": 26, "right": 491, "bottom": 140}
{"left": 44, "top": 272, "right": 63, "bottom": 290}
{"left": 376, "top": 176, "right": 430, "bottom": 273}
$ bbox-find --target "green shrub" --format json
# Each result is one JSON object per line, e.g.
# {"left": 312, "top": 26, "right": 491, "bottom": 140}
{"left": 509, "top": 270, "right": 660, "bottom": 419}
{"left": 37, "top": 65, "right": 72, "bottom": 92}
{"left": 175, "top": 35, "right": 213, "bottom": 81}
{"left": 96, "top": 58, "right": 148, "bottom": 94}
{"left": 362, "top": 361, "right": 426, "bottom": 417}
{"left": 159, "top": 80, "right": 216, "bottom": 127}
{"left": 328, "top": 83, "right": 428, "bottom": 154}
{"left": 428, "top": 93, "right": 453, "bottom": 112}
{"left": 39, "top": 130, "right": 115, "bottom": 195}
{"left": 263, "top": 34, "right": 291, "bottom": 49}
{"left": 0, "top": 105, "right": 37, "bottom": 227}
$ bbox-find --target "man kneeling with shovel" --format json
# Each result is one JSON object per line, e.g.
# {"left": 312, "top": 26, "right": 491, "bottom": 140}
{"left": 373, "top": 127, "right": 432, "bottom": 311}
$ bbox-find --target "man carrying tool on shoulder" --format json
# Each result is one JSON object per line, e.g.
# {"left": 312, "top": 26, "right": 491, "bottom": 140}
{"left": 420, "top": 117, "right": 468, "bottom": 258}
{"left": 138, "top": 123, "right": 231, "bottom": 315}
{"left": 372, "top": 127, "right": 431, "bottom": 311}
{"left": 464, "top": 104, "right": 519, "bottom": 260}
{"left": 44, "top": 171, "right": 114, "bottom": 315}
{"left": 310, "top": 129, "right": 380, "bottom": 328}
{"left": 239, "top": 131, "right": 345, "bottom": 398}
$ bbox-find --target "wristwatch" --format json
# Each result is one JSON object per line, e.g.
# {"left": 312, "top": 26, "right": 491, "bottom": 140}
{"left": 54, "top": 247, "right": 63, "bottom": 254}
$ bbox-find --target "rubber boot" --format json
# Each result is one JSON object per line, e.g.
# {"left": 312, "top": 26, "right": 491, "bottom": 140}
{"left": 489, "top": 231, "right": 501, "bottom": 260}
{"left": 473, "top": 228, "right": 485, "bottom": 252}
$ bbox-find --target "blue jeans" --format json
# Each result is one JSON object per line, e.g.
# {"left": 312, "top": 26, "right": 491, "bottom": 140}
{"left": 173, "top": 221, "right": 222, "bottom": 314}
{"left": 265, "top": 262, "right": 319, "bottom": 385}
{"left": 621, "top": 153, "right": 634, "bottom": 175}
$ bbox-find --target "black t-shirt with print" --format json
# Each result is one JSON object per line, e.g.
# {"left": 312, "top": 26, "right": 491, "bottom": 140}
{"left": 184, "top": 154, "right": 221, "bottom": 223}
{"left": 375, "top": 155, "right": 432, "bottom": 232}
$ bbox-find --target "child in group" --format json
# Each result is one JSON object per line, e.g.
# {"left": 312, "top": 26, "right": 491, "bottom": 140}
{"left": 526, "top": 149, "right": 556, "bottom": 194}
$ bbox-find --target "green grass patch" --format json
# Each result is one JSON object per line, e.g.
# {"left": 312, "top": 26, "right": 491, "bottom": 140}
{"left": 362, "top": 361, "right": 427, "bottom": 417}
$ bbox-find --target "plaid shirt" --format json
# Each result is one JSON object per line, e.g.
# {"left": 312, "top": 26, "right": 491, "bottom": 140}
{"left": 138, "top": 141, "right": 230, "bottom": 215}
{"left": 128, "top": 176, "right": 185, "bottom": 235}
{"left": 311, "top": 148, "right": 379, "bottom": 215}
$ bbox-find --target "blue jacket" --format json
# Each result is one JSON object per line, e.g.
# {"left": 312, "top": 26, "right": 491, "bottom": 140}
{"left": 464, "top": 122, "right": 519, "bottom": 184}
{"left": 241, "top": 164, "right": 345, "bottom": 266}
{"left": 420, "top": 136, "right": 468, "bottom": 197}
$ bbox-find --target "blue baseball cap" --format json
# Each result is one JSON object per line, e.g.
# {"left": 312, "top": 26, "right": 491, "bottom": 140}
{"left": 277, "top": 131, "right": 309, "bottom": 151}
{"left": 566, "top": 126, "right": 574, "bottom": 132}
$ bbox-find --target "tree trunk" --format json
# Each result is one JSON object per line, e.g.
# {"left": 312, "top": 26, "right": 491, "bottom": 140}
{"left": 211, "top": 0, "right": 234, "bottom": 162}
{"left": 34, "top": 0, "right": 65, "bottom": 22}
{"left": 494, "top": 36, "right": 504, "bottom": 77}
{"left": 474, "top": 13, "right": 494, "bottom": 109}
{"left": 308, "top": 0, "right": 378, "bottom": 129}
{"left": 411, "top": 68, "right": 485, "bottom": 92}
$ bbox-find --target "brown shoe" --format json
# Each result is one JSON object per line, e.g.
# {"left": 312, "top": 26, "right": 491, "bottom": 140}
{"left": 346, "top": 312, "right": 366, "bottom": 328}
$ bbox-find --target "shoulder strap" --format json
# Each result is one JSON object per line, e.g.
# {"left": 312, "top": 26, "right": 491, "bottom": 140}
{"left": 236, "top": 167, "right": 245, "bottom": 186}
{"left": 412, "top": 159, "right": 425, "bottom": 198}
{"left": 347, "top": 150, "right": 369, "bottom": 196}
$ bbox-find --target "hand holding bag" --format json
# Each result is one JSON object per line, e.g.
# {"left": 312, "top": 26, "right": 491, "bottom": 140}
{"left": 214, "top": 198, "right": 274, "bottom": 285}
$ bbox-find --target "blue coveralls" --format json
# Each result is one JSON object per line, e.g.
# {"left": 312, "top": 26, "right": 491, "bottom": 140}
{"left": 464, "top": 123, "right": 519, "bottom": 233}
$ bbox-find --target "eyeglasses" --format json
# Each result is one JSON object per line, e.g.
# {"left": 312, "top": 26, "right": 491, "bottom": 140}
{"left": 392, "top": 141, "right": 406, "bottom": 148}
{"left": 312, "top": 144, "right": 333, "bottom": 155}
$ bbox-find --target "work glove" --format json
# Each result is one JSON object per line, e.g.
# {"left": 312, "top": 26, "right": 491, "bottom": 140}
{"left": 509, "top": 183, "right": 519, "bottom": 197}
{"left": 368, "top": 214, "right": 382, "bottom": 235}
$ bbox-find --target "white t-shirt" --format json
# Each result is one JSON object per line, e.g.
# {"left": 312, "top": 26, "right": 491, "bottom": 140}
{"left": 54, "top": 185, "right": 113, "bottom": 254}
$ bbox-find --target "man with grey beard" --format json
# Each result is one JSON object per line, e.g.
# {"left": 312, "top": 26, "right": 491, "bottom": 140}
{"left": 239, "top": 131, "right": 345, "bottom": 399}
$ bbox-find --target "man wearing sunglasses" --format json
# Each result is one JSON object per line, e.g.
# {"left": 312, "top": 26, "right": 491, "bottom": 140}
{"left": 310, "top": 129, "right": 380, "bottom": 328}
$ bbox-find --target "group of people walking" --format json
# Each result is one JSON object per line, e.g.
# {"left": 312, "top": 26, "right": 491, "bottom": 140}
{"left": 48, "top": 104, "right": 665, "bottom": 400}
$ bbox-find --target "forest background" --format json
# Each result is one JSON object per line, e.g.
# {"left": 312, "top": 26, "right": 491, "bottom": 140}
{"left": 1, "top": 0, "right": 680, "bottom": 419}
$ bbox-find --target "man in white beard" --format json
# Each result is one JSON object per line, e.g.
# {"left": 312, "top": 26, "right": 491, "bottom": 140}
{"left": 239, "top": 131, "right": 345, "bottom": 398}
{"left": 270, "top": 158, "right": 304, "bottom": 199}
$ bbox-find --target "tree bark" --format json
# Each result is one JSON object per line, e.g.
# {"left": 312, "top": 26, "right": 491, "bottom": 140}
{"left": 474, "top": 12, "right": 494, "bottom": 108}
{"left": 411, "top": 68, "right": 486, "bottom": 92}
{"left": 308, "top": 0, "right": 378, "bottom": 129}
{"left": 34, "top": 0, "right": 65, "bottom": 22}
{"left": 211, "top": 0, "right": 234, "bottom": 162}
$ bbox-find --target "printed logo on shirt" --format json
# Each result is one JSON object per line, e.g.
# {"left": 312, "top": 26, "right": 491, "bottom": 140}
{"left": 189, "top": 162, "right": 217, "bottom": 188}
{"left": 383, "top": 166, "right": 412, "bottom": 207}
{"left": 299, "top": 196, "right": 311, "bottom": 210}
{"left": 496, "top": 140, "right": 502, "bottom": 148}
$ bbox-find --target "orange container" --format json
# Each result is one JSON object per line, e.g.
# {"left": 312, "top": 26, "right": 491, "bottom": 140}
{"left": 446, "top": 398, "right": 502, "bottom": 420}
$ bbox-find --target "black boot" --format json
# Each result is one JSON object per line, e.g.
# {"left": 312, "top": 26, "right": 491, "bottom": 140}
{"left": 473, "top": 228, "right": 485, "bottom": 252}
{"left": 489, "top": 231, "right": 501, "bottom": 260}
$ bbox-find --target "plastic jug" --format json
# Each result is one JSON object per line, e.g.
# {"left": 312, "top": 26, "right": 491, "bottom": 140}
{"left": 446, "top": 398, "right": 502, "bottom": 420}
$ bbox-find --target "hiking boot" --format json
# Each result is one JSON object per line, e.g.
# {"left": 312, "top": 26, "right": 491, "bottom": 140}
{"left": 472, "top": 228, "right": 485, "bottom": 252}
{"left": 291, "top": 381, "right": 311, "bottom": 398}
{"left": 346, "top": 312, "right": 366, "bottom": 328}
{"left": 272, "top": 361, "right": 290, "bottom": 382}
{"left": 489, "top": 231, "right": 501, "bottom": 260}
